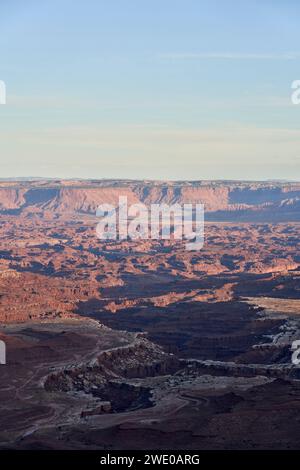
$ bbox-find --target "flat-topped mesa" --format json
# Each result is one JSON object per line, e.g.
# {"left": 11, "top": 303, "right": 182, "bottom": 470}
{"left": 0, "top": 180, "right": 299, "bottom": 220}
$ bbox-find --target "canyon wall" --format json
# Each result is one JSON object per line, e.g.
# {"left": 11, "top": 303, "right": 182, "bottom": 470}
{"left": 0, "top": 180, "right": 299, "bottom": 220}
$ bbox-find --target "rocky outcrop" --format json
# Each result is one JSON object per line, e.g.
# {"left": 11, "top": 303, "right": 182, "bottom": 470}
{"left": 186, "top": 358, "right": 300, "bottom": 380}
{"left": 44, "top": 336, "right": 180, "bottom": 394}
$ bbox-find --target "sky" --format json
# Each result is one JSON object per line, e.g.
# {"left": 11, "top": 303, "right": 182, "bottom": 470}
{"left": 0, "top": 0, "right": 300, "bottom": 180}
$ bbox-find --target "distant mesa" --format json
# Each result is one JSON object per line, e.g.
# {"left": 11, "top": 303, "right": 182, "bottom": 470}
{"left": 0, "top": 179, "right": 299, "bottom": 221}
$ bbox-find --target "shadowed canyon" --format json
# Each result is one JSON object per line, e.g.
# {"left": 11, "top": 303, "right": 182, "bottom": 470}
{"left": 1, "top": 179, "right": 300, "bottom": 450}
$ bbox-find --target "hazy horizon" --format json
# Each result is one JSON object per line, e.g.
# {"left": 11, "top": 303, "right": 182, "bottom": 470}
{"left": 0, "top": 176, "right": 299, "bottom": 184}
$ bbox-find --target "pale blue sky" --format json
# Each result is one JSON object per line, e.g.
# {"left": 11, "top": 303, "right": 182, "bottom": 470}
{"left": 0, "top": 0, "right": 300, "bottom": 180}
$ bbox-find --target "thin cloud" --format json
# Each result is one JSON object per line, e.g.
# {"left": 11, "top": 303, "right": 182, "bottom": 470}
{"left": 159, "top": 52, "right": 300, "bottom": 60}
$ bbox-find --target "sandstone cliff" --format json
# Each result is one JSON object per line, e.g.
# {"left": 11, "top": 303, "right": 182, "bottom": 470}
{"left": 0, "top": 180, "right": 299, "bottom": 220}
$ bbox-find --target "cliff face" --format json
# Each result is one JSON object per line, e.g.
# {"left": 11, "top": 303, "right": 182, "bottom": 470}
{"left": 44, "top": 335, "right": 180, "bottom": 394}
{"left": 0, "top": 180, "right": 299, "bottom": 220}
{"left": 0, "top": 188, "right": 26, "bottom": 210}
{"left": 134, "top": 185, "right": 230, "bottom": 211}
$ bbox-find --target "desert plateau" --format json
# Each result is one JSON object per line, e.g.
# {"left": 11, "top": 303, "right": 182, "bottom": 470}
{"left": 0, "top": 179, "right": 300, "bottom": 449}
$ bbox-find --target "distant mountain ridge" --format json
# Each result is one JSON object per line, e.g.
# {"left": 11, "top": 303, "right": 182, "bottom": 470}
{"left": 0, "top": 179, "right": 299, "bottom": 221}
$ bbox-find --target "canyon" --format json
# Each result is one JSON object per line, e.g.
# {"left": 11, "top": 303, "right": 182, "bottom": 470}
{"left": 0, "top": 179, "right": 300, "bottom": 449}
